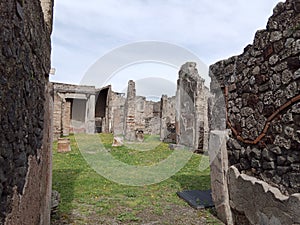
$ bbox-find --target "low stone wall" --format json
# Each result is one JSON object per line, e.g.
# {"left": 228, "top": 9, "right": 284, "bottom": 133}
{"left": 228, "top": 166, "right": 300, "bottom": 225}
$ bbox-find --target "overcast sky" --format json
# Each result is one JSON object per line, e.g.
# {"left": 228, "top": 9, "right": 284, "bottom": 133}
{"left": 50, "top": 0, "right": 280, "bottom": 97}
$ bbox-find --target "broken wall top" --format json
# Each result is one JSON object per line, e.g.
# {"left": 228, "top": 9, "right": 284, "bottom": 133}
{"left": 52, "top": 82, "right": 96, "bottom": 94}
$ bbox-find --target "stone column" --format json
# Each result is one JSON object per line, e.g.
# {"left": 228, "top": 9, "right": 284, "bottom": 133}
{"left": 124, "top": 80, "right": 136, "bottom": 141}
{"left": 85, "top": 94, "right": 95, "bottom": 133}
{"left": 209, "top": 130, "right": 233, "bottom": 225}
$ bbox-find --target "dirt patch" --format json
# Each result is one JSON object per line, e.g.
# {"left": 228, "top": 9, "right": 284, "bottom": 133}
{"left": 51, "top": 204, "right": 223, "bottom": 225}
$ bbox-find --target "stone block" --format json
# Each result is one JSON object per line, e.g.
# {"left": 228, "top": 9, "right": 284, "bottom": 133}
{"left": 57, "top": 138, "right": 71, "bottom": 153}
{"left": 135, "top": 130, "right": 144, "bottom": 142}
{"left": 228, "top": 166, "right": 300, "bottom": 225}
{"left": 112, "top": 136, "right": 124, "bottom": 147}
{"left": 209, "top": 130, "right": 233, "bottom": 225}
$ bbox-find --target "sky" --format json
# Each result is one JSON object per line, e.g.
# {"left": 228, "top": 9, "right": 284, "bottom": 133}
{"left": 50, "top": 0, "right": 281, "bottom": 98}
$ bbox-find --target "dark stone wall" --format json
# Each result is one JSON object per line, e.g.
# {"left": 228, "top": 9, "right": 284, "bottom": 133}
{"left": 210, "top": 0, "right": 300, "bottom": 195}
{"left": 0, "top": 0, "right": 53, "bottom": 224}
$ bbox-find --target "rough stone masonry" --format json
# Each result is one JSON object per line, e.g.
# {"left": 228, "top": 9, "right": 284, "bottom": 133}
{"left": 0, "top": 0, "right": 53, "bottom": 224}
{"left": 209, "top": 0, "right": 300, "bottom": 224}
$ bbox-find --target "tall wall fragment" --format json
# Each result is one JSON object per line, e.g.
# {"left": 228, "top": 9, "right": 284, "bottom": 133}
{"left": 111, "top": 92, "right": 126, "bottom": 136}
{"left": 176, "top": 62, "right": 209, "bottom": 151}
{"left": 124, "top": 80, "right": 137, "bottom": 141}
{"left": 135, "top": 97, "right": 161, "bottom": 135}
{"left": 0, "top": 0, "right": 54, "bottom": 224}
{"left": 160, "top": 95, "right": 176, "bottom": 142}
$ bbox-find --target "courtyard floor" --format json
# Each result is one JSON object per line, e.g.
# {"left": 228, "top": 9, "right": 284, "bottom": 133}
{"left": 51, "top": 134, "right": 223, "bottom": 225}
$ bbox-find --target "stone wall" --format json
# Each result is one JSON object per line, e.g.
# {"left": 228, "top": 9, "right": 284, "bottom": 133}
{"left": 160, "top": 95, "right": 176, "bottom": 142}
{"left": 135, "top": 96, "right": 161, "bottom": 135}
{"left": 51, "top": 80, "right": 166, "bottom": 138}
{"left": 110, "top": 91, "right": 126, "bottom": 136}
{"left": 0, "top": 0, "right": 53, "bottom": 224}
{"left": 209, "top": 0, "right": 300, "bottom": 224}
{"left": 176, "top": 62, "right": 209, "bottom": 151}
{"left": 124, "top": 80, "right": 137, "bottom": 141}
{"left": 52, "top": 82, "right": 96, "bottom": 139}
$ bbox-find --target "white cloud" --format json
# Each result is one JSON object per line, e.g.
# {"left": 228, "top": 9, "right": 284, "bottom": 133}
{"left": 50, "top": 0, "right": 281, "bottom": 93}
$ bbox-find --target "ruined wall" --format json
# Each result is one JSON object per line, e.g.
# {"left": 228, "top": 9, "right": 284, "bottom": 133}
{"left": 176, "top": 62, "right": 209, "bottom": 151}
{"left": 110, "top": 91, "right": 126, "bottom": 136}
{"left": 52, "top": 82, "right": 96, "bottom": 139}
{"left": 0, "top": 0, "right": 53, "bottom": 224}
{"left": 52, "top": 80, "right": 164, "bottom": 138}
{"left": 135, "top": 96, "right": 147, "bottom": 130}
{"left": 160, "top": 95, "right": 176, "bottom": 142}
{"left": 135, "top": 97, "right": 161, "bottom": 135}
{"left": 124, "top": 80, "right": 136, "bottom": 141}
{"left": 145, "top": 101, "right": 161, "bottom": 135}
{"left": 209, "top": 0, "right": 300, "bottom": 224}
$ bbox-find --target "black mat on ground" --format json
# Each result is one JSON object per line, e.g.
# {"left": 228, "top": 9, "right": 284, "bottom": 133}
{"left": 177, "top": 190, "right": 214, "bottom": 209}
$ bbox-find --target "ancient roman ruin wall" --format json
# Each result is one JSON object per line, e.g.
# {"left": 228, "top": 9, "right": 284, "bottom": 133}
{"left": 110, "top": 91, "right": 126, "bottom": 136}
{"left": 176, "top": 62, "right": 209, "bottom": 151}
{"left": 135, "top": 97, "right": 161, "bottom": 135}
{"left": 209, "top": 0, "right": 300, "bottom": 224}
{"left": 51, "top": 80, "right": 164, "bottom": 139}
{"left": 123, "top": 80, "right": 164, "bottom": 140}
{"left": 160, "top": 95, "right": 176, "bottom": 142}
{"left": 52, "top": 82, "right": 96, "bottom": 139}
{"left": 51, "top": 70, "right": 209, "bottom": 145}
{"left": 124, "top": 80, "right": 137, "bottom": 141}
{"left": 0, "top": 0, "right": 53, "bottom": 224}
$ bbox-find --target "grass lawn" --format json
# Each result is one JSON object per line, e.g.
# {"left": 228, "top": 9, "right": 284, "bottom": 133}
{"left": 51, "top": 134, "right": 222, "bottom": 225}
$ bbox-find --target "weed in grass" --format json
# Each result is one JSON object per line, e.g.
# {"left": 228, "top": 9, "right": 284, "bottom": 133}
{"left": 124, "top": 190, "right": 137, "bottom": 198}
{"left": 117, "top": 212, "right": 140, "bottom": 222}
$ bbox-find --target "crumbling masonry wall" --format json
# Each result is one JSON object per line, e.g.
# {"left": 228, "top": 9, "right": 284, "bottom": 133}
{"left": 209, "top": 0, "right": 300, "bottom": 224}
{"left": 135, "top": 96, "right": 161, "bottom": 135}
{"left": 52, "top": 82, "right": 96, "bottom": 139}
{"left": 124, "top": 80, "right": 136, "bottom": 141}
{"left": 160, "top": 95, "right": 176, "bottom": 142}
{"left": 0, "top": 0, "right": 53, "bottom": 224}
{"left": 176, "top": 62, "right": 209, "bottom": 151}
{"left": 110, "top": 91, "right": 126, "bottom": 136}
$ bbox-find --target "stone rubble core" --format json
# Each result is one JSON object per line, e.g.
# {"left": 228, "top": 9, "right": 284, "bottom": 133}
{"left": 209, "top": 0, "right": 300, "bottom": 224}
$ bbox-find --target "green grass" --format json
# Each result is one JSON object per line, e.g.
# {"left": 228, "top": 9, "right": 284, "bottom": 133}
{"left": 52, "top": 133, "right": 221, "bottom": 224}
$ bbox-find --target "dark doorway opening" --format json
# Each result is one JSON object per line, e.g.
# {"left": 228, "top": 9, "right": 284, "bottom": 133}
{"left": 95, "top": 88, "right": 109, "bottom": 133}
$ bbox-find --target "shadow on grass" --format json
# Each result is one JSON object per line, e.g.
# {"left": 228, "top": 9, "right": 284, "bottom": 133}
{"left": 172, "top": 174, "right": 211, "bottom": 191}
{"left": 51, "top": 168, "right": 82, "bottom": 223}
